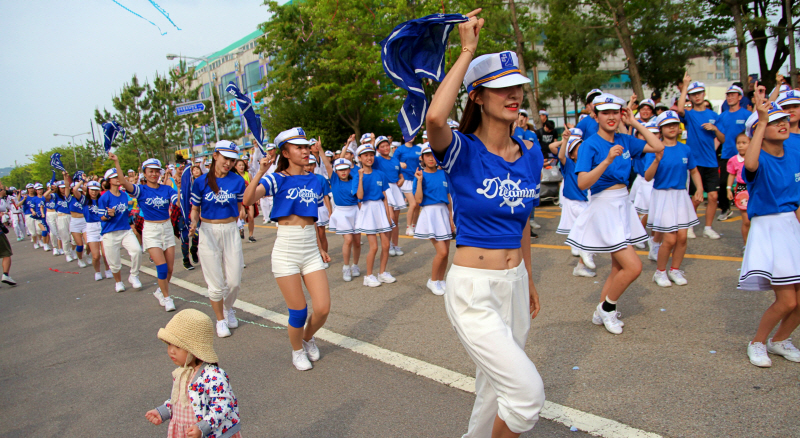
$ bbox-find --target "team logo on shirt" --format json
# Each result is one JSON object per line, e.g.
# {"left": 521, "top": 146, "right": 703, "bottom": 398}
{"left": 443, "top": 181, "right": 448, "bottom": 187}
{"left": 376, "top": 181, "right": 383, "bottom": 187}
{"left": 622, "top": 151, "right": 630, "bottom": 160}
{"left": 682, "top": 158, "right": 688, "bottom": 164}
{"left": 57, "top": 200, "right": 68, "bottom": 208}
{"left": 477, "top": 173, "right": 539, "bottom": 214}
{"left": 112, "top": 203, "right": 127, "bottom": 214}
{"left": 286, "top": 186, "right": 317, "bottom": 206}
{"left": 205, "top": 189, "right": 237, "bottom": 205}
{"left": 88, "top": 205, "right": 102, "bottom": 215}
{"left": 145, "top": 196, "right": 169, "bottom": 209}
{"left": 795, "top": 172, "right": 800, "bottom": 183}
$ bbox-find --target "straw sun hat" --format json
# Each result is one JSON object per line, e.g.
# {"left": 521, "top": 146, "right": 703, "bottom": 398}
{"left": 157, "top": 309, "right": 219, "bottom": 363}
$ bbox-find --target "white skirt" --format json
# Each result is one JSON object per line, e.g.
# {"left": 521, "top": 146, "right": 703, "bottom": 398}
{"left": 646, "top": 189, "right": 699, "bottom": 233}
{"left": 556, "top": 196, "right": 588, "bottom": 235}
{"left": 632, "top": 176, "right": 653, "bottom": 214}
{"left": 272, "top": 225, "right": 324, "bottom": 278}
{"left": 628, "top": 174, "right": 642, "bottom": 205}
{"left": 566, "top": 187, "right": 648, "bottom": 253}
{"left": 400, "top": 179, "right": 414, "bottom": 193}
{"left": 85, "top": 221, "right": 103, "bottom": 243}
{"left": 69, "top": 216, "right": 87, "bottom": 233}
{"left": 317, "top": 204, "right": 330, "bottom": 227}
{"left": 738, "top": 212, "right": 800, "bottom": 291}
{"left": 413, "top": 203, "right": 453, "bottom": 241}
{"left": 386, "top": 182, "right": 407, "bottom": 210}
{"left": 355, "top": 200, "right": 393, "bottom": 234}
{"left": 142, "top": 220, "right": 176, "bottom": 250}
{"left": 329, "top": 205, "right": 359, "bottom": 235}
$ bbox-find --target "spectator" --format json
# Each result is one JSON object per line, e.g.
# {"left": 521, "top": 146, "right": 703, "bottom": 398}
{"left": 535, "top": 120, "right": 557, "bottom": 165}
{"left": 538, "top": 110, "right": 549, "bottom": 128}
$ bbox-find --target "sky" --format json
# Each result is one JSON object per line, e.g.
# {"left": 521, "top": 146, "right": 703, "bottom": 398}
{"left": 0, "top": 0, "right": 271, "bottom": 168}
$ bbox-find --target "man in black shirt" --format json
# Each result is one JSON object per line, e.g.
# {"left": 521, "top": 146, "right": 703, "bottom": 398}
{"left": 536, "top": 120, "right": 557, "bottom": 166}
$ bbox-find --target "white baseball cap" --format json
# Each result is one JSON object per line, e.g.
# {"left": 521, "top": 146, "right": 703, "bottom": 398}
{"left": 463, "top": 51, "right": 530, "bottom": 94}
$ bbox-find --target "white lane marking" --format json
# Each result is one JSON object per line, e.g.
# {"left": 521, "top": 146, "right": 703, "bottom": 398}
{"left": 126, "top": 261, "right": 662, "bottom": 438}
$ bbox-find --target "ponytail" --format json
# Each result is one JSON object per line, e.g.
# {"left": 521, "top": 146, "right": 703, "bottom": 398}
{"left": 458, "top": 89, "right": 515, "bottom": 137}
{"left": 207, "top": 156, "right": 219, "bottom": 194}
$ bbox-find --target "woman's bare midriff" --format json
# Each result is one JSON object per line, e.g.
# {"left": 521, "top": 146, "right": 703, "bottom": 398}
{"left": 276, "top": 214, "right": 315, "bottom": 227}
{"left": 70, "top": 212, "right": 84, "bottom": 218}
{"left": 607, "top": 183, "right": 626, "bottom": 190}
{"left": 200, "top": 217, "right": 236, "bottom": 224}
{"left": 144, "top": 219, "right": 169, "bottom": 224}
{"left": 453, "top": 246, "right": 523, "bottom": 270}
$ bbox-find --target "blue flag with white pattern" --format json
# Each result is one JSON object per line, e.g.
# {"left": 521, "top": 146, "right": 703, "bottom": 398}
{"left": 73, "top": 170, "right": 85, "bottom": 182}
{"left": 50, "top": 152, "right": 66, "bottom": 172}
{"left": 225, "top": 81, "right": 265, "bottom": 155}
{"left": 102, "top": 121, "right": 126, "bottom": 152}
{"left": 380, "top": 13, "right": 468, "bottom": 142}
{"left": 179, "top": 163, "right": 193, "bottom": 222}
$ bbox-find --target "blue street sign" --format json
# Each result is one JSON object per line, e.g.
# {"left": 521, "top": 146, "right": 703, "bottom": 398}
{"left": 176, "top": 102, "right": 206, "bottom": 116}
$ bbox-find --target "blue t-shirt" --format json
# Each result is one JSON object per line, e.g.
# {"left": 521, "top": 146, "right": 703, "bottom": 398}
{"left": 54, "top": 194, "right": 70, "bottom": 214}
{"left": 315, "top": 174, "right": 331, "bottom": 202}
{"left": 722, "top": 95, "right": 751, "bottom": 113}
{"left": 632, "top": 154, "right": 648, "bottom": 177}
{"left": 645, "top": 143, "right": 696, "bottom": 190}
{"left": 576, "top": 116, "right": 599, "bottom": 140}
{"left": 330, "top": 175, "right": 359, "bottom": 207}
{"left": 513, "top": 127, "right": 538, "bottom": 143}
{"left": 680, "top": 109, "right": 719, "bottom": 167}
{"left": 575, "top": 133, "right": 646, "bottom": 194}
{"left": 130, "top": 184, "right": 178, "bottom": 221}
{"left": 98, "top": 190, "right": 132, "bottom": 234}
{"left": 349, "top": 165, "right": 360, "bottom": 179}
{"left": 44, "top": 194, "right": 56, "bottom": 211}
{"left": 560, "top": 154, "right": 588, "bottom": 202}
{"left": 717, "top": 107, "right": 751, "bottom": 159}
{"left": 353, "top": 169, "right": 389, "bottom": 202}
{"left": 743, "top": 146, "right": 800, "bottom": 219}
{"left": 785, "top": 132, "right": 800, "bottom": 150}
{"left": 28, "top": 196, "right": 44, "bottom": 218}
{"left": 69, "top": 194, "right": 85, "bottom": 215}
{"left": 393, "top": 145, "right": 422, "bottom": 180}
{"left": 435, "top": 131, "right": 542, "bottom": 249}
{"left": 260, "top": 172, "right": 323, "bottom": 221}
{"left": 190, "top": 172, "right": 245, "bottom": 220}
{"left": 374, "top": 155, "right": 402, "bottom": 184}
{"left": 412, "top": 169, "right": 450, "bottom": 206}
{"left": 83, "top": 199, "right": 105, "bottom": 223}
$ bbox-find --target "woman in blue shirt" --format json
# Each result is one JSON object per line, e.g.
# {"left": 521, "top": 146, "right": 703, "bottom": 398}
{"left": 412, "top": 145, "right": 453, "bottom": 296}
{"left": 567, "top": 92, "right": 663, "bottom": 335}
{"left": 53, "top": 178, "right": 76, "bottom": 262}
{"left": 243, "top": 128, "right": 331, "bottom": 372}
{"left": 98, "top": 167, "right": 143, "bottom": 294}
{"left": 43, "top": 179, "right": 64, "bottom": 256}
{"left": 425, "top": 11, "right": 544, "bottom": 437}
{"left": 374, "top": 136, "right": 406, "bottom": 256}
{"left": 68, "top": 181, "right": 89, "bottom": 268}
{"left": 189, "top": 141, "right": 247, "bottom": 339}
{"left": 74, "top": 179, "right": 112, "bottom": 281}
{"left": 739, "top": 94, "right": 800, "bottom": 368}
{"left": 327, "top": 158, "right": 362, "bottom": 282}
{"left": 112, "top": 154, "right": 178, "bottom": 312}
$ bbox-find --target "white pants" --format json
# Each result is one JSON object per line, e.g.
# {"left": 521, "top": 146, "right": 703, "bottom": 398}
{"left": 102, "top": 229, "right": 142, "bottom": 275}
{"left": 197, "top": 222, "right": 243, "bottom": 310}
{"left": 260, "top": 196, "right": 273, "bottom": 222}
{"left": 56, "top": 214, "right": 73, "bottom": 253}
{"left": 46, "top": 211, "right": 60, "bottom": 244}
{"left": 12, "top": 213, "right": 26, "bottom": 239}
{"left": 25, "top": 215, "right": 42, "bottom": 237}
{"left": 444, "top": 262, "right": 545, "bottom": 436}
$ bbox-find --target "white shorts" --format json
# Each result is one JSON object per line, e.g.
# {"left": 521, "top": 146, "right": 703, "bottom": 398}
{"left": 556, "top": 196, "right": 588, "bottom": 235}
{"left": 84, "top": 222, "right": 103, "bottom": 243}
{"left": 142, "top": 221, "right": 176, "bottom": 250}
{"left": 632, "top": 176, "right": 654, "bottom": 215}
{"left": 355, "top": 200, "right": 393, "bottom": 234}
{"left": 386, "top": 183, "right": 407, "bottom": 210}
{"left": 317, "top": 204, "right": 330, "bottom": 227}
{"left": 329, "top": 205, "right": 359, "bottom": 235}
{"left": 271, "top": 225, "right": 325, "bottom": 278}
{"left": 413, "top": 203, "right": 452, "bottom": 241}
{"left": 566, "top": 188, "right": 648, "bottom": 253}
{"left": 646, "top": 189, "right": 699, "bottom": 233}
{"left": 69, "top": 216, "right": 87, "bottom": 234}
{"left": 738, "top": 212, "right": 800, "bottom": 291}
{"left": 400, "top": 180, "right": 414, "bottom": 194}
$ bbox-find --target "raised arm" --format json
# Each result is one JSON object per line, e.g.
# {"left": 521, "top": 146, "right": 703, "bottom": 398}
{"left": 745, "top": 87, "right": 770, "bottom": 173}
{"left": 624, "top": 110, "right": 664, "bottom": 154}
{"left": 675, "top": 72, "right": 690, "bottom": 117}
{"left": 555, "top": 131, "right": 569, "bottom": 166}
{"left": 109, "top": 153, "right": 134, "bottom": 193}
{"left": 243, "top": 157, "right": 273, "bottom": 206}
{"left": 413, "top": 169, "right": 424, "bottom": 205}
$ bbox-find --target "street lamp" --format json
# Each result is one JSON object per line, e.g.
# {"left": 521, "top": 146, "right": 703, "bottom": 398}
{"left": 167, "top": 53, "right": 221, "bottom": 144}
{"left": 53, "top": 132, "right": 90, "bottom": 169}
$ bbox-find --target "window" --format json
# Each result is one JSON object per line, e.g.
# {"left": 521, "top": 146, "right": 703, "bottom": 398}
{"left": 707, "top": 73, "right": 714, "bottom": 80}
{"left": 218, "top": 72, "right": 238, "bottom": 103}
{"left": 244, "top": 62, "right": 262, "bottom": 94}
{"left": 716, "top": 73, "right": 724, "bottom": 79}
{"left": 201, "top": 83, "right": 211, "bottom": 100}
{"left": 732, "top": 72, "right": 740, "bottom": 80}
{"left": 716, "top": 59, "right": 724, "bottom": 71}
{"left": 538, "top": 70, "right": 549, "bottom": 83}
{"left": 731, "top": 59, "right": 739, "bottom": 69}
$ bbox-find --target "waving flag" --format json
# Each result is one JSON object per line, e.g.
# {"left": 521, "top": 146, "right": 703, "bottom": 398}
{"left": 380, "top": 14, "right": 468, "bottom": 142}
{"left": 179, "top": 164, "right": 193, "bottom": 222}
{"left": 73, "top": 170, "right": 85, "bottom": 182}
{"left": 226, "top": 81, "right": 265, "bottom": 155}
{"left": 50, "top": 152, "right": 67, "bottom": 172}
{"left": 102, "top": 121, "right": 126, "bottom": 152}
{"left": 49, "top": 170, "right": 57, "bottom": 186}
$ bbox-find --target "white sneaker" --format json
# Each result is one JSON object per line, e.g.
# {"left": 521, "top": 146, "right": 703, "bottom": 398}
{"left": 747, "top": 342, "right": 772, "bottom": 367}
{"left": 342, "top": 265, "right": 352, "bottom": 282}
{"left": 389, "top": 246, "right": 396, "bottom": 256}
{"left": 53, "top": 248, "right": 59, "bottom": 256}
{"left": 292, "top": 349, "right": 313, "bottom": 370}
{"left": 77, "top": 259, "right": 87, "bottom": 268}
{"left": 687, "top": 227, "right": 696, "bottom": 239}
{"left": 226, "top": 309, "right": 238, "bottom": 329}
{"left": 33, "top": 243, "right": 39, "bottom": 249}
{"left": 592, "top": 310, "right": 624, "bottom": 327}
{"left": 703, "top": 227, "right": 721, "bottom": 239}
{"left": 717, "top": 210, "right": 733, "bottom": 221}
{"left": 594, "top": 303, "right": 623, "bottom": 334}
{"left": 1, "top": 274, "right": 17, "bottom": 286}
{"left": 531, "top": 220, "right": 541, "bottom": 229}
{"left": 648, "top": 241, "right": 660, "bottom": 261}
{"left": 573, "top": 264, "right": 596, "bottom": 278}
{"left": 350, "top": 264, "right": 361, "bottom": 277}
{"left": 579, "top": 251, "right": 596, "bottom": 270}
{"left": 571, "top": 247, "right": 580, "bottom": 257}
{"left": 767, "top": 338, "right": 800, "bottom": 362}
{"left": 128, "top": 275, "right": 142, "bottom": 289}
{"left": 105, "top": 270, "right": 113, "bottom": 279}
{"left": 405, "top": 225, "right": 414, "bottom": 237}
{"left": 393, "top": 246, "right": 404, "bottom": 256}
{"left": 153, "top": 288, "right": 165, "bottom": 306}
{"left": 427, "top": 279, "right": 444, "bottom": 296}
{"left": 363, "top": 275, "right": 381, "bottom": 287}
{"left": 634, "top": 241, "right": 646, "bottom": 249}
{"left": 94, "top": 272, "right": 103, "bottom": 281}
{"left": 163, "top": 296, "right": 176, "bottom": 312}
{"left": 115, "top": 282, "right": 126, "bottom": 293}
{"left": 322, "top": 262, "right": 329, "bottom": 269}
{"left": 43, "top": 244, "right": 51, "bottom": 251}
{"left": 216, "top": 320, "right": 231, "bottom": 338}
{"left": 302, "top": 337, "right": 321, "bottom": 361}
{"left": 378, "top": 271, "right": 396, "bottom": 283}
{"left": 437, "top": 280, "right": 446, "bottom": 291}
{"left": 58, "top": 249, "right": 65, "bottom": 255}
{"left": 667, "top": 269, "right": 688, "bottom": 286}
{"left": 66, "top": 254, "right": 74, "bottom": 263}
{"left": 653, "top": 270, "right": 672, "bottom": 287}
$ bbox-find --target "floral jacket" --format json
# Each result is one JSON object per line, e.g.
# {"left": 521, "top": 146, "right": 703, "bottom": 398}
{"left": 155, "top": 363, "right": 241, "bottom": 438}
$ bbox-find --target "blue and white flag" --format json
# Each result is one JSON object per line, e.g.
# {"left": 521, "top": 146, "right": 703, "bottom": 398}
{"left": 73, "top": 170, "right": 85, "bottom": 182}
{"left": 179, "top": 163, "right": 193, "bottom": 222}
{"left": 225, "top": 81, "right": 265, "bottom": 155}
{"left": 49, "top": 170, "right": 57, "bottom": 186}
{"left": 102, "top": 121, "right": 126, "bottom": 152}
{"left": 380, "top": 13, "right": 468, "bottom": 142}
{"left": 50, "top": 152, "right": 67, "bottom": 172}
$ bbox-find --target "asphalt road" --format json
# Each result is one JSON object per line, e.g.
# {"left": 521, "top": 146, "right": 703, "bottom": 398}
{"left": 1, "top": 202, "right": 798, "bottom": 438}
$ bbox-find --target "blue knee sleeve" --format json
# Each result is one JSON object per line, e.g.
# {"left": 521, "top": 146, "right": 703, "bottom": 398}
{"left": 287, "top": 306, "right": 308, "bottom": 328}
{"left": 41, "top": 230, "right": 48, "bottom": 237}
{"left": 76, "top": 245, "right": 83, "bottom": 253}
{"left": 156, "top": 263, "right": 169, "bottom": 280}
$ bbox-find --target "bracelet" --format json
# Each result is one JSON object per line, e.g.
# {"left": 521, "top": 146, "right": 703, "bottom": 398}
{"left": 462, "top": 47, "right": 474, "bottom": 56}
{"left": 726, "top": 186, "right": 731, "bottom": 189}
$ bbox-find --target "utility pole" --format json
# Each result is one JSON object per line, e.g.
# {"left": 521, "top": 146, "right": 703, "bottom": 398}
{"left": 787, "top": 0, "right": 798, "bottom": 88}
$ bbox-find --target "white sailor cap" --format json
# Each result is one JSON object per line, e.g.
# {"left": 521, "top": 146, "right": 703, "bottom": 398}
{"left": 33, "top": 183, "right": 43, "bottom": 190}
{"left": 309, "top": 138, "right": 317, "bottom": 144}
{"left": 266, "top": 143, "right": 277, "bottom": 151}
{"left": 746, "top": 102, "right": 789, "bottom": 138}
{"left": 104, "top": 168, "right": 118, "bottom": 180}
{"left": 56, "top": 180, "right": 66, "bottom": 188}
{"left": 777, "top": 90, "right": 800, "bottom": 106}
{"left": 168, "top": 164, "right": 175, "bottom": 169}
{"left": 87, "top": 181, "right": 101, "bottom": 190}
{"left": 644, "top": 120, "right": 660, "bottom": 134}
{"left": 142, "top": 158, "right": 162, "bottom": 170}
{"left": 127, "top": 169, "right": 135, "bottom": 173}
{"left": 422, "top": 130, "right": 428, "bottom": 139}
{"left": 687, "top": 81, "right": 705, "bottom": 94}
{"left": 639, "top": 99, "right": 655, "bottom": 109}
{"left": 334, "top": 158, "right": 352, "bottom": 170}
{"left": 275, "top": 128, "right": 312, "bottom": 149}
{"left": 592, "top": 93, "right": 626, "bottom": 111}
{"left": 655, "top": 101, "right": 669, "bottom": 110}
{"left": 420, "top": 143, "right": 432, "bottom": 155}
{"left": 356, "top": 144, "right": 375, "bottom": 156}
{"left": 578, "top": 114, "right": 588, "bottom": 122}
{"left": 726, "top": 85, "right": 744, "bottom": 96}
{"left": 25, "top": 183, "right": 34, "bottom": 189}
{"left": 307, "top": 155, "right": 317, "bottom": 164}
{"left": 539, "top": 110, "right": 548, "bottom": 116}
{"left": 360, "top": 133, "right": 372, "bottom": 143}
{"left": 586, "top": 89, "right": 603, "bottom": 103}
{"left": 194, "top": 158, "right": 203, "bottom": 163}
{"left": 655, "top": 110, "right": 681, "bottom": 127}
{"left": 566, "top": 137, "right": 582, "bottom": 155}
{"left": 325, "top": 150, "right": 334, "bottom": 157}
{"left": 375, "top": 136, "right": 390, "bottom": 147}
{"left": 335, "top": 149, "right": 342, "bottom": 154}
{"left": 463, "top": 51, "right": 530, "bottom": 94}
{"left": 447, "top": 120, "right": 460, "bottom": 130}
{"left": 772, "top": 84, "right": 792, "bottom": 95}
{"left": 391, "top": 142, "right": 401, "bottom": 148}
{"left": 519, "top": 110, "right": 528, "bottom": 117}
{"left": 569, "top": 128, "right": 583, "bottom": 137}
{"left": 214, "top": 140, "right": 240, "bottom": 159}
